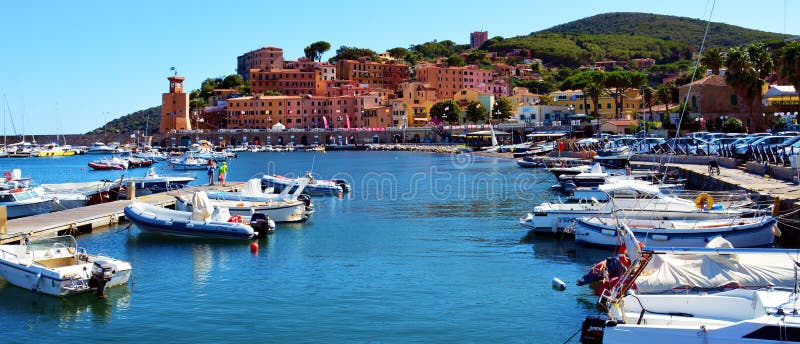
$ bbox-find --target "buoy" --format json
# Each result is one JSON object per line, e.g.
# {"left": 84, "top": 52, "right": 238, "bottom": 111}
{"left": 552, "top": 277, "right": 566, "bottom": 291}
{"left": 250, "top": 242, "right": 259, "bottom": 253}
{"left": 337, "top": 193, "right": 342, "bottom": 199}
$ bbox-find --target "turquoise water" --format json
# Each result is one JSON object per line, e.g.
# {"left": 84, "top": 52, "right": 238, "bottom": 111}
{"left": 0, "top": 152, "right": 611, "bottom": 343}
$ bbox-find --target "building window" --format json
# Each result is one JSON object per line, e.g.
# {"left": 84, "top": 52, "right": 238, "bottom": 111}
{"left": 607, "top": 103, "right": 612, "bottom": 109}
{"left": 730, "top": 94, "right": 737, "bottom": 105}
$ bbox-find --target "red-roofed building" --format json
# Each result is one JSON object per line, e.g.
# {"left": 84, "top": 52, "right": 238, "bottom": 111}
{"left": 677, "top": 75, "right": 752, "bottom": 130}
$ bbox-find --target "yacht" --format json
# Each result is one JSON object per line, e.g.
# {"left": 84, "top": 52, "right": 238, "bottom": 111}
{"left": 86, "top": 142, "right": 117, "bottom": 154}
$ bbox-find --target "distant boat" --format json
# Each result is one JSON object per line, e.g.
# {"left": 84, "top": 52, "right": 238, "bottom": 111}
{"left": 36, "top": 143, "right": 77, "bottom": 157}
{"left": 88, "top": 157, "right": 129, "bottom": 170}
{"left": 126, "top": 167, "right": 194, "bottom": 193}
{"left": 169, "top": 154, "right": 209, "bottom": 170}
{"left": 86, "top": 142, "right": 117, "bottom": 155}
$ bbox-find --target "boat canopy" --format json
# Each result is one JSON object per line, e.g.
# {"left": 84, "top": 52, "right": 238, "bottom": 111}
{"left": 597, "top": 180, "right": 661, "bottom": 195}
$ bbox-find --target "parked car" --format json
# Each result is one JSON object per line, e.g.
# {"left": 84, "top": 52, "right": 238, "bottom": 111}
{"left": 664, "top": 137, "right": 707, "bottom": 155}
{"left": 703, "top": 137, "right": 739, "bottom": 155}
{"left": 735, "top": 135, "right": 792, "bottom": 159}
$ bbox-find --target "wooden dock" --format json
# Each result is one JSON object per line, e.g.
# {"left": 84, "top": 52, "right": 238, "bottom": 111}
{"left": 0, "top": 182, "right": 243, "bottom": 244}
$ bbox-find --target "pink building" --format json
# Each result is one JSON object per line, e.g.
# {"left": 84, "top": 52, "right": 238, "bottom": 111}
{"left": 470, "top": 31, "right": 488, "bottom": 49}
{"left": 237, "top": 47, "right": 284, "bottom": 80}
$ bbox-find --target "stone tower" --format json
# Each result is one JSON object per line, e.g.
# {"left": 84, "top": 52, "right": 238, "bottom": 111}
{"left": 160, "top": 76, "right": 191, "bottom": 132}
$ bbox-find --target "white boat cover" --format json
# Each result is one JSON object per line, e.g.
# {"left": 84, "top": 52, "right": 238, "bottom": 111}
{"left": 636, "top": 248, "right": 798, "bottom": 294}
{"left": 40, "top": 181, "right": 119, "bottom": 195}
{"left": 191, "top": 191, "right": 214, "bottom": 222}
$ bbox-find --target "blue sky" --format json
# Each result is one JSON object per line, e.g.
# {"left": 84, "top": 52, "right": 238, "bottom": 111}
{"left": 1, "top": 0, "right": 797, "bottom": 135}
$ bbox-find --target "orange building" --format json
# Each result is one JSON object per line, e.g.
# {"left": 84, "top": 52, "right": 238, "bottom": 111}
{"left": 335, "top": 58, "right": 410, "bottom": 91}
{"left": 416, "top": 65, "right": 500, "bottom": 99}
{"left": 249, "top": 67, "right": 324, "bottom": 97}
{"left": 226, "top": 94, "right": 372, "bottom": 130}
{"left": 160, "top": 76, "right": 191, "bottom": 132}
{"left": 237, "top": 46, "right": 284, "bottom": 80}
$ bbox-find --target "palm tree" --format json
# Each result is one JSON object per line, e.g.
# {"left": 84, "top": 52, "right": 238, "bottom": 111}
{"left": 779, "top": 41, "right": 800, "bottom": 114}
{"left": 656, "top": 83, "right": 672, "bottom": 125}
{"left": 700, "top": 47, "right": 724, "bottom": 75}
{"left": 725, "top": 43, "right": 773, "bottom": 131}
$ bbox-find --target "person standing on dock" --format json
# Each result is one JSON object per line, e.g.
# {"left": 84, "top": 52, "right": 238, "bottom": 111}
{"left": 206, "top": 159, "right": 216, "bottom": 186}
{"left": 218, "top": 161, "right": 228, "bottom": 186}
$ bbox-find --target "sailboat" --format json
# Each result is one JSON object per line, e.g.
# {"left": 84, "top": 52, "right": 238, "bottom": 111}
{"left": 0, "top": 95, "right": 7, "bottom": 158}
{"left": 483, "top": 123, "right": 502, "bottom": 152}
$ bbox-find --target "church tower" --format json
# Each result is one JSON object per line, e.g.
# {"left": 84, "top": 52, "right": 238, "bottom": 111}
{"left": 160, "top": 76, "right": 191, "bottom": 132}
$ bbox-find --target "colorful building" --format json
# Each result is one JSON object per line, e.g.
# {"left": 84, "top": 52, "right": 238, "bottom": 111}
{"left": 470, "top": 31, "right": 488, "bottom": 49}
{"left": 416, "top": 65, "right": 499, "bottom": 99}
{"left": 237, "top": 47, "right": 284, "bottom": 80}
{"left": 335, "top": 58, "right": 410, "bottom": 91}
{"left": 160, "top": 76, "right": 191, "bottom": 132}
{"left": 249, "top": 67, "right": 324, "bottom": 97}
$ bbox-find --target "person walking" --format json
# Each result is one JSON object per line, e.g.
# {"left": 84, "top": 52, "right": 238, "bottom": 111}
{"left": 206, "top": 159, "right": 216, "bottom": 186}
{"left": 218, "top": 161, "right": 228, "bottom": 186}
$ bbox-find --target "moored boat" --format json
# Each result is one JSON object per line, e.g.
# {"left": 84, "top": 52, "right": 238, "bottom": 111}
{"left": 0, "top": 189, "right": 53, "bottom": 218}
{"left": 88, "top": 157, "right": 129, "bottom": 170}
{"left": 124, "top": 193, "right": 256, "bottom": 240}
{"left": 573, "top": 215, "right": 777, "bottom": 248}
{"left": 126, "top": 167, "right": 194, "bottom": 193}
{"left": 0, "top": 235, "right": 132, "bottom": 297}
{"left": 262, "top": 172, "right": 350, "bottom": 196}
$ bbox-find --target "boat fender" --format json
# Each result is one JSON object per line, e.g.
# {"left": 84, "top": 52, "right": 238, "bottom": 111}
{"left": 3, "top": 171, "right": 11, "bottom": 181}
{"left": 552, "top": 277, "right": 566, "bottom": 291}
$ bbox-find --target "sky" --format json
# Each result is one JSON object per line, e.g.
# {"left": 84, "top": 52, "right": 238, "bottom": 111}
{"left": 1, "top": 0, "right": 797, "bottom": 135}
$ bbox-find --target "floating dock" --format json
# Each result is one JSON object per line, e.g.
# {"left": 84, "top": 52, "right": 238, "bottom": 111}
{"left": 0, "top": 183, "right": 243, "bottom": 244}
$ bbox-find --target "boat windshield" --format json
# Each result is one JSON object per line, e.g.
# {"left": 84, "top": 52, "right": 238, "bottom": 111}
{"left": 26, "top": 235, "right": 78, "bottom": 253}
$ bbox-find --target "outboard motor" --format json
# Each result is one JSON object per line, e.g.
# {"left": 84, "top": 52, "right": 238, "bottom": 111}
{"left": 333, "top": 180, "right": 348, "bottom": 193}
{"left": 580, "top": 315, "right": 610, "bottom": 344}
{"left": 249, "top": 213, "right": 276, "bottom": 238}
{"left": 297, "top": 194, "right": 312, "bottom": 207}
{"left": 561, "top": 180, "right": 577, "bottom": 195}
{"left": 89, "top": 260, "right": 114, "bottom": 298}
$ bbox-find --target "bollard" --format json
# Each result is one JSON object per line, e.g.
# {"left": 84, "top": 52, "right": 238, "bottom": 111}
{"left": 0, "top": 206, "right": 6, "bottom": 235}
{"left": 772, "top": 197, "right": 781, "bottom": 216}
{"left": 126, "top": 181, "right": 136, "bottom": 200}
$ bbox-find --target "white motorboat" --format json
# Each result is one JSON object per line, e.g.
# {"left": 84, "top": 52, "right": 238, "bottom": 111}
{"left": 573, "top": 215, "right": 777, "bottom": 248}
{"left": 519, "top": 181, "right": 744, "bottom": 234}
{"left": 86, "top": 142, "right": 118, "bottom": 155}
{"left": 127, "top": 167, "right": 195, "bottom": 193}
{"left": 124, "top": 193, "right": 257, "bottom": 240}
{"left": 206, "top": 179, "right": 287, "bottom": 203}
{"left": 0, "top": 235, "right": 132, "bottom": 297}
{"left": 580, "top": 244, "right": 800, "bottom": 343}
{"left": 170, "top": 154, "right": 209, "bottom": 170}
{"left": 176, "top": 184, "right": 313, "bottom": 223}
{"left": 0, "top": 189, "right": 53, "bottom": 218}
{"left": 87, "top": 157, "right": 129, "bottom": 170}
{"left": 262, "top": 172, "right": 350, "bottom": 196}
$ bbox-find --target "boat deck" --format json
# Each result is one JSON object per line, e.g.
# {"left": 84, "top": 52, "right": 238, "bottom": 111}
{"left": 0, "top": 182, "right": 243, "bottom": 244}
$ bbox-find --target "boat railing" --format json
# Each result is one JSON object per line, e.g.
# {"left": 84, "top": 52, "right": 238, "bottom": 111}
{"left": 0, "top": 248, "right": 21, "bottom": 265}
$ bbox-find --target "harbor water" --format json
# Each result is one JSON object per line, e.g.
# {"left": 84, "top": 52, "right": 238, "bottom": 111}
{"left": 0, "top": 152, "right": 611, "bottom": 343}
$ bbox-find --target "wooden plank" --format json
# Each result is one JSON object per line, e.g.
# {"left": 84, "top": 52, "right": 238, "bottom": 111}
{"left": 0, "top": 182, "right": 243, "bottom": 244}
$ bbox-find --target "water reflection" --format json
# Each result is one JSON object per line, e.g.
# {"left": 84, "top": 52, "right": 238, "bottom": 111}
{"left": 0, "top": 279, "right": 131, "bottom": 325}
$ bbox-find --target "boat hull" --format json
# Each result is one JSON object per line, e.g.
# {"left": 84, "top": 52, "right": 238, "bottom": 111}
{"left": 4, "top": 199, "right": 53, "bottom": 218}
{"left": 573, "top": 217, "right": 776, "bottom": 248}
{"left": 262, "top": 176, "right": 347, "bottom": 196}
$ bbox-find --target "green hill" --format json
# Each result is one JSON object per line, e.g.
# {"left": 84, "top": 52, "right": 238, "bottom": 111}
{"left": 538, "top": 12, "right": 791, "bottom": 48}
{"left": 88, "top": 106, "right": 161, "bottom": 135}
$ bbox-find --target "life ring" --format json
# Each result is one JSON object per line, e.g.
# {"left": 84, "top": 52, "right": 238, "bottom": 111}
{"left": 695, "top": 193, "right": 714, "bottom": 210}
{"left": 227, "top": 215, "right": 243, "bottom": 223}
{"left": 3, "top": 171, "right": 11, "bottom": 181}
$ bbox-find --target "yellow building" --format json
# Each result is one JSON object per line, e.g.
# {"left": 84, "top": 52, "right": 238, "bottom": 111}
{"left": 549, "top": 89, "right": 642, "bottom": 120}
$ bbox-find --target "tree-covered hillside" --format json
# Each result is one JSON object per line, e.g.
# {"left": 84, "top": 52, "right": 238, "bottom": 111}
{"left": 482, "top": 33, "right": 691, "bottom": 66}
{"left": 539, "top": 12, "right": 790, "bottom": 48}
{"left": 88, "top": 106, "right": 161, "bottom": 135}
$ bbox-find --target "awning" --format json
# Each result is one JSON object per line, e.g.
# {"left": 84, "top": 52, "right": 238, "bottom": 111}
{"left": 465, "top": 130, "right": 511, "bottom": 137}
{"left": 526, "top": 133, "right": 567, "bottom": 138}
